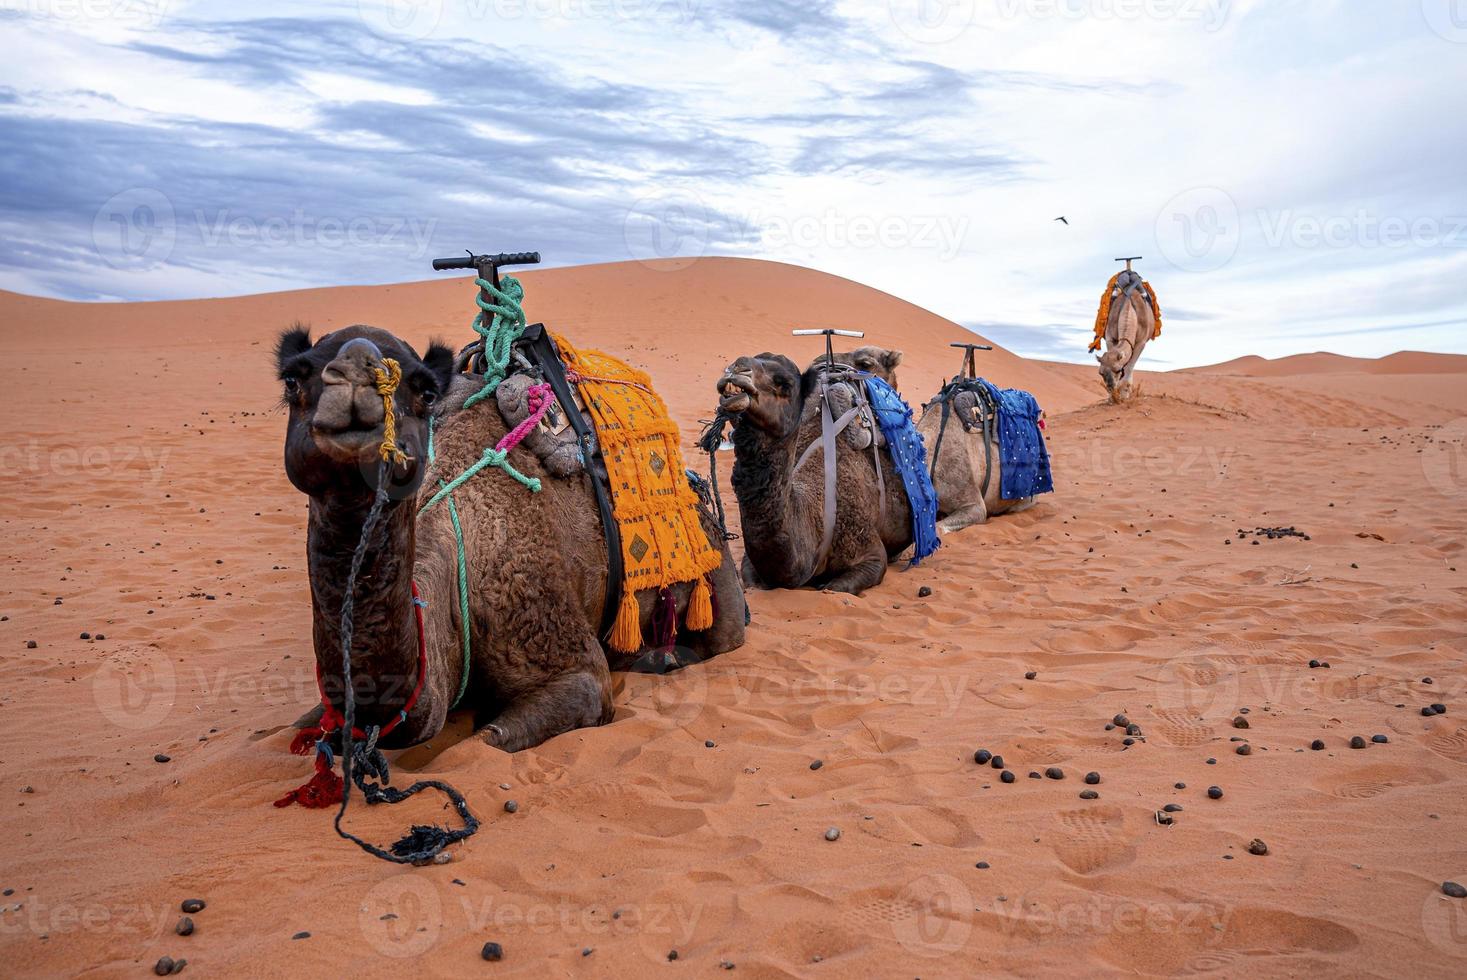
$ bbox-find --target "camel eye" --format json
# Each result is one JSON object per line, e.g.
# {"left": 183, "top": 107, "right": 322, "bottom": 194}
{"left": 422, "top": 388, "right": 437, "bottom": 406}
{"left": 283, "top": 376, "right": 300, "bottom": 396}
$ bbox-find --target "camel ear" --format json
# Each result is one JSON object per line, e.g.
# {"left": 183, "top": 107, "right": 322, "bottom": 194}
{"left": 1094, "top": 353, "right": 1103, "bottom": 362}
{"left": 883, "top": 349, "right": 903, "bottom": 370}
{"left": 421, "top": 339, "right": 455, "bottom": 395}
{"left": 275, "top": 323, "right": 312, "bottom": 374}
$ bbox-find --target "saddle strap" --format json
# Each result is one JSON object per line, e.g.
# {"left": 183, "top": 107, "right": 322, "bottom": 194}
{"left": 518, "top": 322, "right": 624, "bottom": 642}
{"left": 793, "top": 389, "right": 863, "bottom": 576}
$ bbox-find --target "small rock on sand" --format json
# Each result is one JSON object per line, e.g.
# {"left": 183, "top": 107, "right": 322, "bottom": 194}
{"left": 180, "top": 900, "right": 205, "bottom": 914}
{"left": 824, "top": 827, "right": 840, "bottom": 841}
{"left": 503, "top": 800, "right": 518, "bottom": 813}
{"left": 1443, "top": 882, "right": 1467, "bottom": 899}
{"left": 1000, "top": 771, "right": 1015, "bottom": 784}
{"left": 1248, "top": 839, "right": 1269, "bottom": 856}
{"left": 1024, "top": 671, "right": 1037, "bottom": 680}
{"left": 1113, "top": 714, "right": 1129, "bottom": 727}
{"left": 1208, "top": 786, "right": 1224, "bottom": 800}
{"left": 153, "top": 957, "right": 174, "bottom": 976}
{"left": 175, "top": 916, "right": 194, "bottom": 936}
{"left": 1311, "top": 740, "right": 1326, "bottom": 751}
{"left": 482, "top": 941, "right": 504, "bottom": 961}
{"left": 1349, "top": 736, "right": 1367, "bottom": 749}
{"left": 1079, "top": 790, "right": 1099, "bottom": 800}
{"left": 1045, "top": 767, "right": 1064, "bottom": 780}
{"left": 809, "top": 759, "right": 823, "bottom": 771}
{"left": 1232, "top": 716, "right": 1249, "bottom": 729}
{"left": 154, "top": 754, "right": 171, "bottom": 764}
{"left": 1236, "top": 744, "right": 1252, "bottom": 756}
{"left": 1084, "top": 772, "right": 1100, "bottom": 785}
{"left": 1371, "top": 735, "right": 1388, "bottom": 744}
{"left": 917, "top": 586, "right": 932, "bottom": 598}
{"left": 990, "top": 756, "right": 1005, "bottom": 770}
{"left": 973, "top": 749, "right": 992, "bottom": 765}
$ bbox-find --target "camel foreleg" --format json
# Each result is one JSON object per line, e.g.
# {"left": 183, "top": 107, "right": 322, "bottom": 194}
{"left": 822, "top": 551, "right": 888, "bottom": 595}
{"left": 479, "top": 656, "right": 613, "bottom": 753}
{"left": 938, "top": 500, "right": 990, "bottom": 534}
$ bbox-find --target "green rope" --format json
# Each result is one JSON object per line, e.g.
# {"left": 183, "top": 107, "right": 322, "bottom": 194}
{"left": 462, "top": 274, "right": 528, "bottom": 410}
{"left": 415, "top": 274, "right": 538, "bottom": 709}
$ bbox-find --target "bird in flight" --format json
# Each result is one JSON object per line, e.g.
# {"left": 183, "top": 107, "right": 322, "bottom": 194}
{"left": 1054, "top": 216, "right": 1069, "bottom": 225}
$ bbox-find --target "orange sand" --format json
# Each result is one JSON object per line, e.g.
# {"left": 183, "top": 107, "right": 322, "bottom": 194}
{"left": 2, "top": 257, "right": 1465, "bottom": 976}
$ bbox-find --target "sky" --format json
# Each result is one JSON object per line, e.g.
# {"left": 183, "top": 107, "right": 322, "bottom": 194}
{"left": 1, "top": 0, "right": 1464, "bottom": 368}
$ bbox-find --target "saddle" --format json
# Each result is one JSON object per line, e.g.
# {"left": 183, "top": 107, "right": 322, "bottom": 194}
{"left": 928, "top": 376, "right": 1000, "bottom": 497}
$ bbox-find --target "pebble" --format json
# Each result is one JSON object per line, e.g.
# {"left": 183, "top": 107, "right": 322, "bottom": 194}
{"left": 1443, "top": 882, "right": 1467, "bottom": 899}
{"left": 1000, "top": 771, "right": 1015, "bottom": 784}
{"left": 1207, "top": 786, "right": 1224, "bottom": 800}
{"left": 1163, "top": 804, "right": 1183, "bottom": 813}
{"left": 1247, "top": 839, "right": 1269, "bottom": 856}
{"left": 1084, "top": 772, "right": 1100, "bottom": 785}
{"left": 503, "top": 800, "right": 518, "bottom": 813}
{"left": 79, "top": 632, "right": 90, "bottom": 640}
{"left": 1349, "top": 736, "right": 1367, "bottom": 749}
{"left": 1371, "top": 735, "right": 1388, "bottom": 744}
{"left": 582, "top": 948, "right": 593, "bottom": 957}
{"left": 1206, "top": 758, "right": 1217, "bottom": 765}
{"left": 481, "top": 941, "right": 504, "bottom": 961}
{"left": 1310, "top": 740, "right": 1326, "bottom": 751}
{"left": 809, "top": 759, "right": 824, "bottom": 771}
{"left": 973, "top": 749, "right": 992, "bottom": 765}
{"left": 1423, "top": 706, "right": 1438, "bottom": 717}
{"left": 154, "top": 957, "right": 175, "bottom": 976}
{"left": 1028, "top": 771, "right": 1042, "bottom": 779}
{"left": 1125, "top": 724, "right": 1142, "bottom": 737}
{"left": 180, "top": 899, "right": 205, "bottom": 914}
{"left": 175, "top": 916, "right": 194, "bottom": 936}
{"left": 1079, "top": 790, "right": 1099, "bottom": 800}
{"left": 1024, "top": 670, "right": 1037, "bottom": 680}
{"left": 292, "top": 932, "right": 310, "bottom": 940}
{"left": 1236, "top": 744, "right": 1251, "bottom": 756}
{"left": 704, "top": 740, "right": 715, "bottom": 747}
{"left": 1423, "top": 677, "right": 1433, "bottom": 685}
{"left": 154, "top": 754, "right": 171, "bottom": 764}
{"left": 25, "top": 641, "right": 36, "bottom": 649}
{"left": 1122, "top": 738, "right": 1135, "bottom": 746}
{"left": 990, "top": 755, "right": 1005, "bottom": 770}
{"left": 917, "top": 586, "right": 932, "bottom": 598}
{"left": 1232, "top": 716, "right": 1249, "bottom": 729}
{"left": 1045, "top": 767, "right": 1064, "bottom": 780}
{"left": 1431, "top": 703, "right": 1447, "bottom": 714}
{"left": 824, "top": 827, "right": 840, "bottom": 842}
{"left": 976, "top": 861, "right": 990, "bottom": 869}
{"left": 1308, "top": 659, "right": 1320, "bottom": 668}
{"left": 1113, "top": 714, "right": 1129, "bottom": 727}
{"left": 667, "top": 950, "right": 679, "bottom": 961}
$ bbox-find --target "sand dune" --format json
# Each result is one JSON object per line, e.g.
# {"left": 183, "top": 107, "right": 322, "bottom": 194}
{"left": 1188, "top": 350, "right": 1467, "bottom": 377}
{"left": 2, "top": 258, "right": 1466, "bottom": 977}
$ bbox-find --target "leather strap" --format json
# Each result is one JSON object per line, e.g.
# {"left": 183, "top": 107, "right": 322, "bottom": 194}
{"left": 794, "top": 385, "right": 862, "bottom": 575}
{"left": 517, "top": 322, "right": 623, "bottom": 642}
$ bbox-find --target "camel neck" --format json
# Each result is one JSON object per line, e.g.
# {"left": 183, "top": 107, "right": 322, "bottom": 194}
{"left": 305, "top": 493, "right": 423, "bottom": 733}
{"left": 730, "top": 416, "right": 818, "bottom": 587}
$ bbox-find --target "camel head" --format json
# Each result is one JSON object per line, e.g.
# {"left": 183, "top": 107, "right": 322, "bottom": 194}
{"left": 1096, "top": 341, "right": 1129, "bottom": 392}
{"left": 277, "top": 324, "right": 454, "bottom": 499}
{"left": 717, "top": 352, "right": 804, "bottom": 437}
{"left": 807, "top": 346, "right": 904, "bottom": 389}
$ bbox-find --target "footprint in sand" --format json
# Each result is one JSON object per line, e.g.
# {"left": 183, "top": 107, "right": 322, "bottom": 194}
{"left": 1313, "top": 763, "right": 1443, "bottom": 800}
{"left": 849, "top": 875, "right": 975, "bottom": 958}
{"left": 1052, "top": 805, "right": 1136, "bottom": 875}
{"left": 1425, "top": 727, "right": 1467, "bottom": 764}
{"left": 1149, "top": 707, "right": 1215, "bottom": 748}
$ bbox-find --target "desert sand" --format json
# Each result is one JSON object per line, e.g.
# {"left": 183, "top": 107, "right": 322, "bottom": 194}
{"left": 2, "top": 257, "right": 1465, "bottom": 977}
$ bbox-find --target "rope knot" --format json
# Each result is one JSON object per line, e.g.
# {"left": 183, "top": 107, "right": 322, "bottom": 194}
{"left": 372, "top": 357, "right": 409, "bottom": 465}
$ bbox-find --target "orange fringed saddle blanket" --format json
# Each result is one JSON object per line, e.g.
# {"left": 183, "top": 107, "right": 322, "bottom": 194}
{"left": 1089, "top": 274, "right": 1163, "bottom": 352}
{"left": 554, "top": 335, "right": 723, "bottom": 653}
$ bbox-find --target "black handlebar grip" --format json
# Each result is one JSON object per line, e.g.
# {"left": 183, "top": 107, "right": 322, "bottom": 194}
{"left": 432, "top": 256, "right": 475, "bottom": 270}
{"left": 495, "top": 251, "right": 541, "bottom": 266}
{"left": 432, "top": 251, "right": 541, "bottom": 271}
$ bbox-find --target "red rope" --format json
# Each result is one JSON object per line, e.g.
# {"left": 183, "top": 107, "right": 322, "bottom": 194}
{"left": 275, "top": 582, "right": 428, "bottom": 809}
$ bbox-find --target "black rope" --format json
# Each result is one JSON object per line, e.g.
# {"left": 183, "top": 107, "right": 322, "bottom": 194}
{"left": 696, "top": 412, "right": 739, "bottom": 542}
{"left": 330, "top": 461, "right": 480, "bottom": 864}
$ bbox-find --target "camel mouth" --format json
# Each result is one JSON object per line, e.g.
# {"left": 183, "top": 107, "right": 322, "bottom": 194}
{"left": 718, "top": 374, "right": 755, "bottom": 412}
{"left": 310, "top": 422, "right": 390, "bottom": 461}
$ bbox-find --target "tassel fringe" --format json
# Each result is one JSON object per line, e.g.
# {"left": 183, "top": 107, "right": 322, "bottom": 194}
{"left": 686, "top": 576, "right": 714, "bottom": 631}
{"left": 609, "top": 589, "right": 643, "bottom": 654}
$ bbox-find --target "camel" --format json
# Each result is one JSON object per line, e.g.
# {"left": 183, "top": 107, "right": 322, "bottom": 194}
{"left": 277, "top": 324, "right": 745, "bottom": 753}
{"left": 805, "top": 346, "right": 902, "bottom": 388}
{"left": 1097, "top": 270, "right": 1158, "bottom": 403}
{"left": 715, "top": 353, "right": 912, "bottom": 594}
{"left": 917, "top": 384, "right": 1037, "bottom": 533}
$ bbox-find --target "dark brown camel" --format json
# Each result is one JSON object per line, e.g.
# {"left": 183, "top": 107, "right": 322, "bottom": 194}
{"left": 716, "top": 353, "right": 911, "bottom": 594}
{"left": 278, "top": 324, "right": 744, "bottom": 752}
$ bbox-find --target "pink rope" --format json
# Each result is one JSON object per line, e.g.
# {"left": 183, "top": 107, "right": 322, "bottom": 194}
{"left": 496, "top": 382, "right": 556, "bottom": 453}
